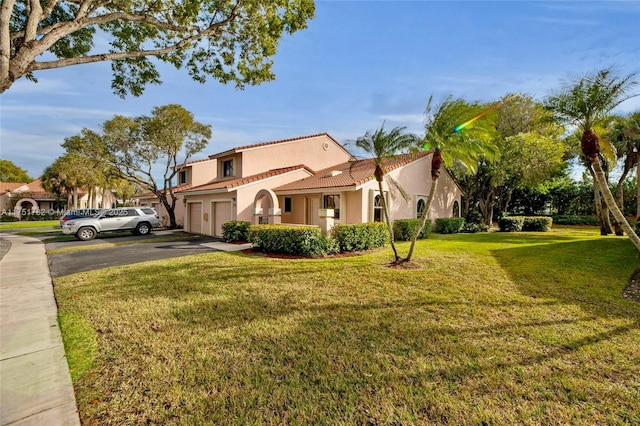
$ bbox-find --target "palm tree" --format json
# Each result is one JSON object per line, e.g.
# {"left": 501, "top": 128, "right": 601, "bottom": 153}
{"left": 546, "top": 68, "right": 640, "bottom": 251}
{"left": 609, "top": 112, "right": 640, "bottom": 224}
{"left": 352, "top": 125, "right": 419, "bottom": 262}
{"left": 404, "top": 96, "right": 495, "bottom": 262}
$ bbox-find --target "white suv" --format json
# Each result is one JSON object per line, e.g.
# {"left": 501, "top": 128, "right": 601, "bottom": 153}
{"left": 62, "top": 207, "right": 162, "bottom": 241}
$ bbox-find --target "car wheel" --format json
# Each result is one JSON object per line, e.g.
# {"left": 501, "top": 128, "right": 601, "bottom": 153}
{"left": 76, "top": 227, "right": 97, "bottom": 241}
{"left": 135, "top": 222, "right": 151, "bottom": 236}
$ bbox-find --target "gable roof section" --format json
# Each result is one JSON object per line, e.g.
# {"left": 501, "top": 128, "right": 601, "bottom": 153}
{"left": 274, "top": 151, "right": 430, "bottom": 192}
{"left": 207, "top": 133, "right": 352, "bottom": 159}
{"left": 133, "top": 183, "right": 194, "bottom": 199}
{"left": 181, "top": 165, "right": 315, "bottom": 194}
{"left": 0, "top": 182, "right": 27, "bottom": 195}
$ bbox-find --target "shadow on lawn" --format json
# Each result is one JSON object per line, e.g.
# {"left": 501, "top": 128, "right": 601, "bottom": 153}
{"left": 492, "top": 237, "right": 639, "bottom": 323}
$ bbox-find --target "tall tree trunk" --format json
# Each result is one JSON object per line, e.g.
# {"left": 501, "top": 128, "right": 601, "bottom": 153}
{"left": 613, "top": 167, "right": 630, "bottom": 236}
{"left": 405, "top": 176, "right": 438, "bottom": 262}
{"left": 591, "top": 157, "right": 640, "bottom": 252}
{"left": 376, "top": 178, "right": 400, "bottom": 262}
{"left": 73, "top": 187, "right": 78, "bottom": 209}
{"left": 478, "top": 190, "right": 495, "bottom": 227}
{"left": 637, "top": 159, "right": 640, "bottom": 219}
{"left": 405, "top": 149, "right": 442, "bottom": 262}
{"left": 588, "top": 165, "right": 610, "bottom": 235}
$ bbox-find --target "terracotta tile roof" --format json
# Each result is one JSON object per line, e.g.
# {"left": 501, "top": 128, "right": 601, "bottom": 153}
{"left": 26, "top": 179, "right": 45, "bottom": 192}
{"left": 0, "top": 182, "right": 27, "bottom": 195}
{"left": 182, "top": 165, "right": 314, "bottom": 193}
{"left": 207, "top": 133, "right": 345, "bottom": 159}
{"left": 134, "top": 183, "right": 193, "bottom": 199}
{"left": 1, "top": 180, "right": 57, "bottom": 200}
{"left": 274, "top": 151, "right": 430, "bottom": 192}
{"left": 178, "top": 157, "right": 215, "bottom": 168}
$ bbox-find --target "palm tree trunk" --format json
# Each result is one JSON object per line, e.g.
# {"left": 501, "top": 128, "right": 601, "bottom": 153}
{"left": 377, "top": 179, "right": 399, "bottom": 262}
{"left": 636, "top": 158, "right": 640, "bottom": 219}
{"left": 588, "top": 165, "right": 610, "bottom": 235}
{"left": 405, "top": 176, "right": 438, "bottom": 262}
{"left": 613, "top": 168, "right": 630, "bottom": 236}
{"left": 591, "top": 157, "right": 640, "bottom": 252}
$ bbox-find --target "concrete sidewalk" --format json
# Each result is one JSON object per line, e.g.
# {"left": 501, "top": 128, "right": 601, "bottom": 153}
{"left": 0, "top": 233, "right": 80, "bottom": 426}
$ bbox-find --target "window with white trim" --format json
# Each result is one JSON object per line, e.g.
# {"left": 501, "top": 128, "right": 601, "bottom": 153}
{"left": 373, "top": 194, "right": 384, "bottom": 222}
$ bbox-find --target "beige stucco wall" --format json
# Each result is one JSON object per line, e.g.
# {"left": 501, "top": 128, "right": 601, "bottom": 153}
{"left": 189, "top": 159, "right": 218, "bottom": 186}
{"left": 278, "top": 194, "right": 307, "bottom": 224}
{"left": 184, "top": 169, "right": 312, "bottom": 235}
{"left": 240, "top": 135, "right": 352, "bottom": 176}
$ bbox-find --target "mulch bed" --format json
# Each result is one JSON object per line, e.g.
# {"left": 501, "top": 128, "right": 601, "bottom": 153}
{"left": 240, "top": 249, "right": 361, "bottom": 260}
{"left": 622, "top": 269, "right": 640, "bottom": 303}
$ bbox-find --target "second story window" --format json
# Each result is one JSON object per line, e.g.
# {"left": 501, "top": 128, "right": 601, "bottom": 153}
{"left": 178, "top": 170, "right": 187, "bottom": 185}
{"left": 223, "top": 159, "right": 234, "bottom": 177}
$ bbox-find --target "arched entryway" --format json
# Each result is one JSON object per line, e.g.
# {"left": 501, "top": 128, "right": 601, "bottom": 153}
{"left": 13, "top": 198, "right": 38, "bottom": 218}
{"left": 252, "top": 189, "right": 281, "bottom": 225}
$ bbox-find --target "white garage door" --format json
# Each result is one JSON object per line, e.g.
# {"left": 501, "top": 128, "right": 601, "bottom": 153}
{"left": 213, "top": 202, "right": 232, "bottom": 237}
{"left": 189, "top": 203, "right": 202, "bottom": 234}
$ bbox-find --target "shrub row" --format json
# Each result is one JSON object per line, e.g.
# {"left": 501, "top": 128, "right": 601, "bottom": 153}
{"left": 552, "top": 215, "right": 599, "bottom": 226}
{"left": 393, "top": 219, "right": 430, "bottom": 241}
{"left": 246, "top": 223, "right": 387, "bottom": 257}
{"left": 435, "top": 217, "right": 465, "bottom": 234}
{"left": 0, "top": 215, "right": 19, "bottom": 222}
{"left": 248, "top": 225, "right": 338, "bottom": 258}
{"left": 222, "top": 220, "right": 251, "bottom": 243}
{"left": 498, "top": 216, "right": 553, "bottom": 232}
{"left": 331, "top": 223, "right": 388, "bottom": 252}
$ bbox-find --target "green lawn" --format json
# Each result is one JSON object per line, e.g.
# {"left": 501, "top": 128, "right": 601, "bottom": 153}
{"left": 0, "top": 220, "right": 59, "bottom": 229}
{"left": 54, "top": 228, "right": 640, "bottom": 425}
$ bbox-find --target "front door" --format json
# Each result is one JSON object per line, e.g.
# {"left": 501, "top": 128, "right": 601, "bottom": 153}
{"left": 188, "top": 203, "right": 202, "bottom": 234}
{"left": 306, "top": 197, "right": 320, "bottom": 226}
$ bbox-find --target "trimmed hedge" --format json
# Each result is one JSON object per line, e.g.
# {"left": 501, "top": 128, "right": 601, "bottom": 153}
{"left": 435, "top": 217, "right": 465, "bottom": 234}
{"left": 332, "top": 223, "right": 387, "bottom": 252}
{"left": 393, "top": 219, "right": 430, "bottom": 241}
{"left": 221, "top": 220, "right": 251, "bottom": 242}
{"left": 523, "top": 216, "right": 553, "bottom": 232}
{"left": 0, "top": 215, "right": 19, "bottom": 222}
{"left": 248, "top": 225, "right": 338, "bottom": 257}
{"left": 462, "top": 222, "right": 489, "bottom": 233}
{"left": 498, "top": 216, "right": 524, "bottom": 232}
{"left": 499, "top": 216, "right": 553, "bottom": 232}
{"left": 552, "top": 215, "right": 599, "bottom": 226}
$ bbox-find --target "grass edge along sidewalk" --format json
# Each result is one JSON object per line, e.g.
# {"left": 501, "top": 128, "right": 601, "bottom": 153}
{"left": 0, "top": 233, "right": 80, "bottom": 425}
{"left": 55, "top": 228, "right": 639, "bottom": 425}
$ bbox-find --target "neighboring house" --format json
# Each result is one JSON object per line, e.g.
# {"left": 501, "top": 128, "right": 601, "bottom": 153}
{"left": 0, "top": 179, "right": 64, "bottom": 216}
{"left": 0, "top": 179, "right": 118, "bottom": 218}
{"left": 167, "top": 132, "right": 461, "bottom": 236}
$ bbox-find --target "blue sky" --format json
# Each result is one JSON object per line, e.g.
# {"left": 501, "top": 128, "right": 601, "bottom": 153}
{"left": 1, "top": 0, "right": 639, "bottom": 179}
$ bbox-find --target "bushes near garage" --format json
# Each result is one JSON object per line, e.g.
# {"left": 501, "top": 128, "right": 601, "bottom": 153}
{"left": 393, "top": 219, "right": 430, "bottom": 241}
{"left": 222, "top": 221, "right": 251, "bottom": 242}
{"left": 248, "top": 225, "right": 338, "bottom": 257}
{"left": 435, "top": 217, "right": 465, "bottom": 234}
{"left": 499, "top": 216, "right": 553, "bottom": 232}
{"left": 332, "top": 223, "right": 388, "bottom": 252}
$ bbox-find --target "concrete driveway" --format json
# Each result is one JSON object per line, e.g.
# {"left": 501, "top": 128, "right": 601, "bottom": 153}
{"left": 46, "top": 232, "right": 250, "bottom": 278}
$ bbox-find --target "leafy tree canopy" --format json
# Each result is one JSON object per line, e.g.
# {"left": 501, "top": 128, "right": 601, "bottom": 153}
{"left": 2, "top": 0, "right": 315, "bottom": 96}
{"left": 0, "top": 159, "right": 32, "bottom": 182}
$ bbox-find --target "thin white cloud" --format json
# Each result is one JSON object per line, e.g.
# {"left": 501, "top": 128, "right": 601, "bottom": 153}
{"left": 6, "top": 78, "right": 81, "bottom": 95}
{"left": 535, "top": 17, "right": 600, "bottom": 26}
{"left": 1, "top": 104, "right": 129, "bottom": 119}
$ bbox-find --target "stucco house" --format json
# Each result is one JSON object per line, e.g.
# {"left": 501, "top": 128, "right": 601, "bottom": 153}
{"left": 1, "top": 179, "right": 118, "bottom": 218}
{"left": 135, "top": 133, "right": 462, "bottom": 235}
